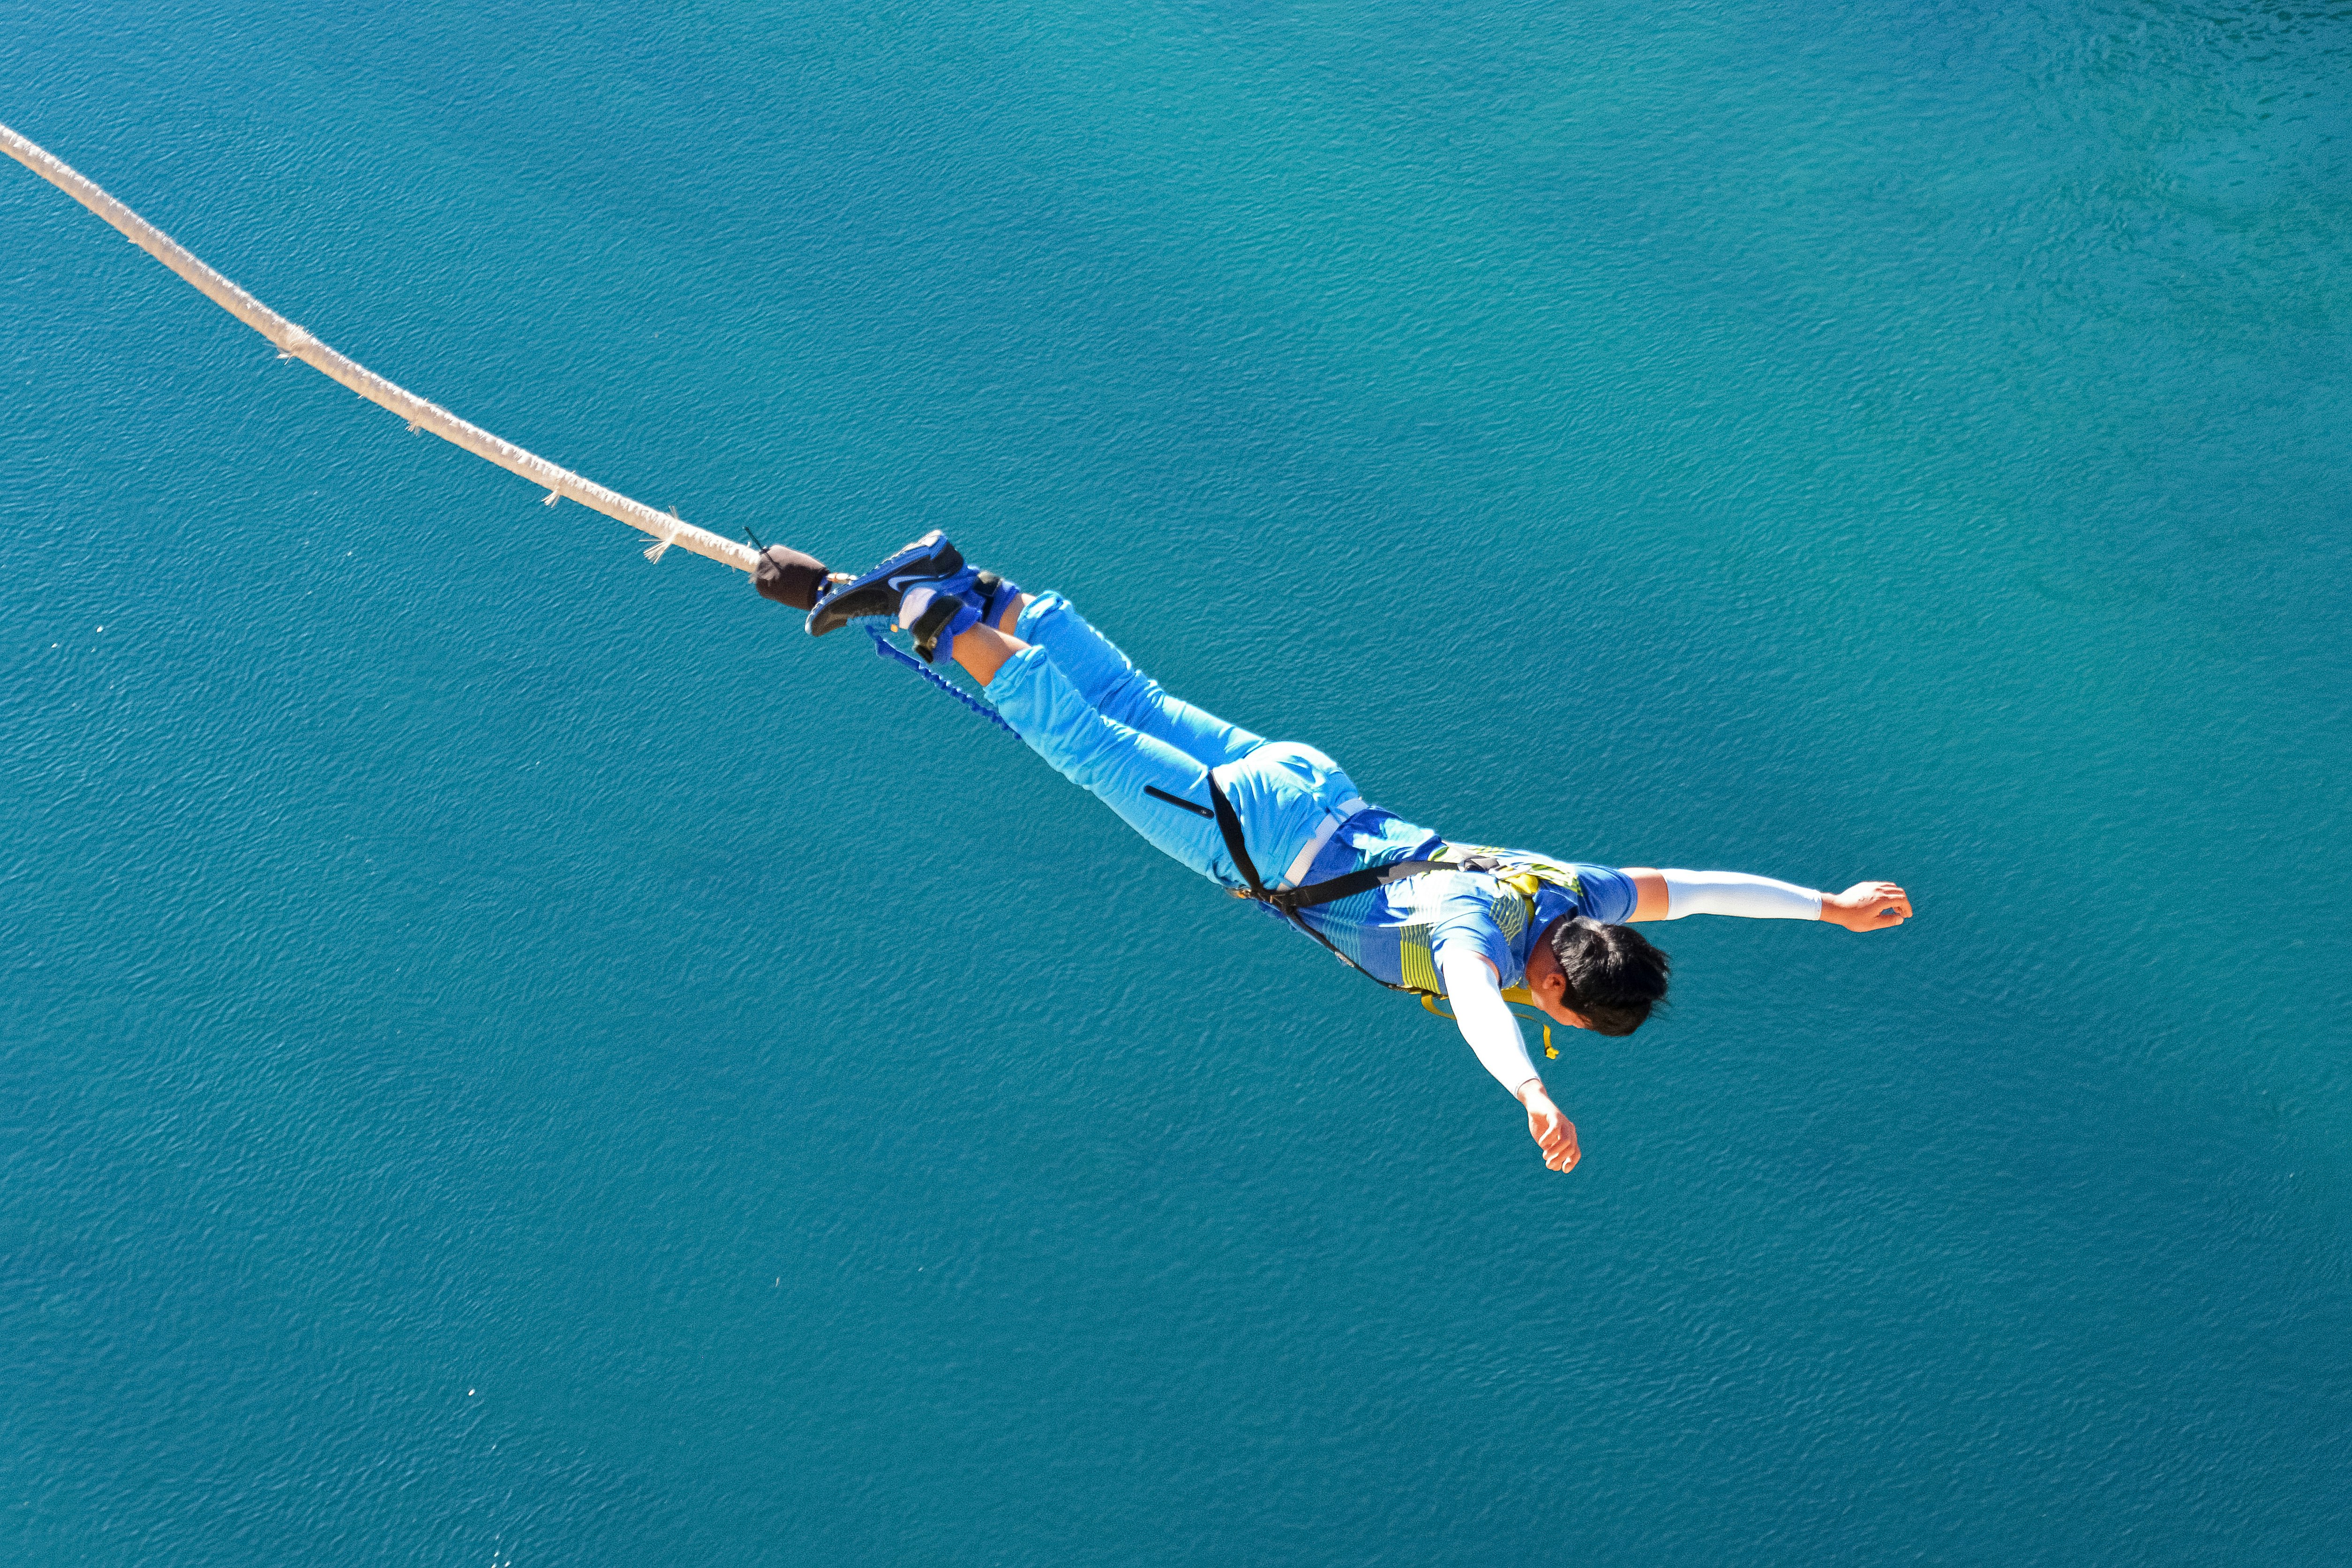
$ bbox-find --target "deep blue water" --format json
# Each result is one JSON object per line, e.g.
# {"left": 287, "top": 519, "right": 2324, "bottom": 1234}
{"left": 4, "top": 1, "right": 2348, "bottom": 1562}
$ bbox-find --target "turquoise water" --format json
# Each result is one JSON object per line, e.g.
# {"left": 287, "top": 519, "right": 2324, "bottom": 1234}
{"left": 4, "top": 0, "right": 2348, "bottom": 1560}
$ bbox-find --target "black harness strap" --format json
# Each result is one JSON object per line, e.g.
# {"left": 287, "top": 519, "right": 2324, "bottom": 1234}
{"left": 1275, "top": 858, "right": 1449, "bottom": 911}
{"left": 1203, "top": 771, "right": 1272, "bottom": 897}
{"left": 1200, "top": 772, "right": 1463, "bottom": 996}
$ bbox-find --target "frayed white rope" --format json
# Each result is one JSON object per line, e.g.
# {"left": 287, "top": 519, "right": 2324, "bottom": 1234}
{"left": 0, "top": 119, "right": 758, "bottom": 575}
{"left": 644, "top": 510, "right": 685, "bottom": 563}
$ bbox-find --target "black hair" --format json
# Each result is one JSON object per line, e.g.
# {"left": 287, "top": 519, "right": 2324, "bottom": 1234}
{"left": 1547, "top": 916, "right": 1670, "bottom": 1036}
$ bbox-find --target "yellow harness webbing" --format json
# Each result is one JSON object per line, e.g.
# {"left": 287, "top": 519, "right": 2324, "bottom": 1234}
{"left": 1420, "top": 989, "right": 1559, "bottom": 1059}
{"left": 1415, "top": 855, "right": 1571, "bottom": 1056}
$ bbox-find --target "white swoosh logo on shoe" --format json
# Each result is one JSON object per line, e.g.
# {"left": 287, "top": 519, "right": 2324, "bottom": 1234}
{"left": 887, "top": 570, "right": 933, "bottom": 591}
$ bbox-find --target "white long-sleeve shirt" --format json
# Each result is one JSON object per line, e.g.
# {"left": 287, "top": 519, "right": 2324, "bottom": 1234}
{"left": 1443, "top": 869, "right": 1822, "bottom": 1096}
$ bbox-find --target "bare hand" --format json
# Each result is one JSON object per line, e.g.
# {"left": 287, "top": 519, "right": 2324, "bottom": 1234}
{"left": 1821, "top": 881, "right": 1913, "bottom": 932}
{"left": 1523, "top": 1087, "right": 1580, "bottom": 1172}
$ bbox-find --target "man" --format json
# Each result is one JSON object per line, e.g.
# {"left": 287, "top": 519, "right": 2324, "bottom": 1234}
{"left": 757, "top": 533, "right": 1912, "bottom": 1173}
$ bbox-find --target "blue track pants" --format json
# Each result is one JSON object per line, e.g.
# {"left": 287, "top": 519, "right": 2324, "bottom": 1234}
{"left": 987, "top": 593, "right": 1366, "bottom": 892}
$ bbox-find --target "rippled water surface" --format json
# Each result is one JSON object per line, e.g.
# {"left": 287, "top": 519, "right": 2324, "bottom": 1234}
{"left": 4, "top": 1, "right": 2348, "bottom": 1562}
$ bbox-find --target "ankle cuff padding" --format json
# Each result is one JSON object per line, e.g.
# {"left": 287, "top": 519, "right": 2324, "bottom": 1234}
{"left": 754, "top": 546, "right": 830, "bottom": 610}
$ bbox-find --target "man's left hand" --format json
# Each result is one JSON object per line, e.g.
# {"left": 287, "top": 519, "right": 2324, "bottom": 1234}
{"left": 1821, "top": 881, "right": 1912, "bottom": 932}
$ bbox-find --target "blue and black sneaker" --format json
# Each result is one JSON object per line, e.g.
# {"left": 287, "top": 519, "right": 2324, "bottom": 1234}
{"left": 804, "top": 530, "right": 966, "bottom": 638}
{"left": 807, "top": 530, "right": 1025, "bottom": 663}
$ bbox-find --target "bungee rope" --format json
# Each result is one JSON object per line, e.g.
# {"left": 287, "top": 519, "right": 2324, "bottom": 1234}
{"left": 0, "top": 119, "right": 757, "bottom": 575}
{"left": 4, "top": 118, "right": 1005, "bottom": 719}
{"left": 8, "top": 121, "right": 1058, "bottom": 747}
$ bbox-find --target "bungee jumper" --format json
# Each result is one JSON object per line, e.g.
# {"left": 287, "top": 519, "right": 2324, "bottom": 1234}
{"left": 2, "top": 121, "right": 1911, "bottom": 1172}
{"left": 753, "top": 533, "right": 1913, "bottom": 1173}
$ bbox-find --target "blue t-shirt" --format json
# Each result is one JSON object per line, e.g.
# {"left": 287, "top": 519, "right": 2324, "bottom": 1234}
{"left": 1267, "top": 808, "right": 1638, "bottom": 993}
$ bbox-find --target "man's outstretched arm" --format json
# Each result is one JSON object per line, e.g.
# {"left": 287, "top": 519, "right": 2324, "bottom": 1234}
{"left": 1439, "top": 946, "right": 1579, "bottom": 1173}
{"left": 1621, "top": 869, "right": 1912, "bottom": 932}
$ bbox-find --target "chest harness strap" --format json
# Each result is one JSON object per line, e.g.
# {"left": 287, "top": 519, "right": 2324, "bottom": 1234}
{"left": 1194, "top": 775, "right": 1564, "bottom": 1056}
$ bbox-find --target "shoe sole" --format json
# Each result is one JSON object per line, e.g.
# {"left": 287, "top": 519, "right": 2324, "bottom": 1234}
{"left": 805, "top": 531, "right": 965, "bottom": 637}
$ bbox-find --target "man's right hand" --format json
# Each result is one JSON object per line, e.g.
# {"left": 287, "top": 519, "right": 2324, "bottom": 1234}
{"left": 1522, "top": 1085, "right": 1580, "bottom": 1172}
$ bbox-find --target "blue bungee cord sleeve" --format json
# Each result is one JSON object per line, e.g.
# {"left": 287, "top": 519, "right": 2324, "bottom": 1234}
{"left": 866, "top": 623, "right": 1018, "bottom": 736}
